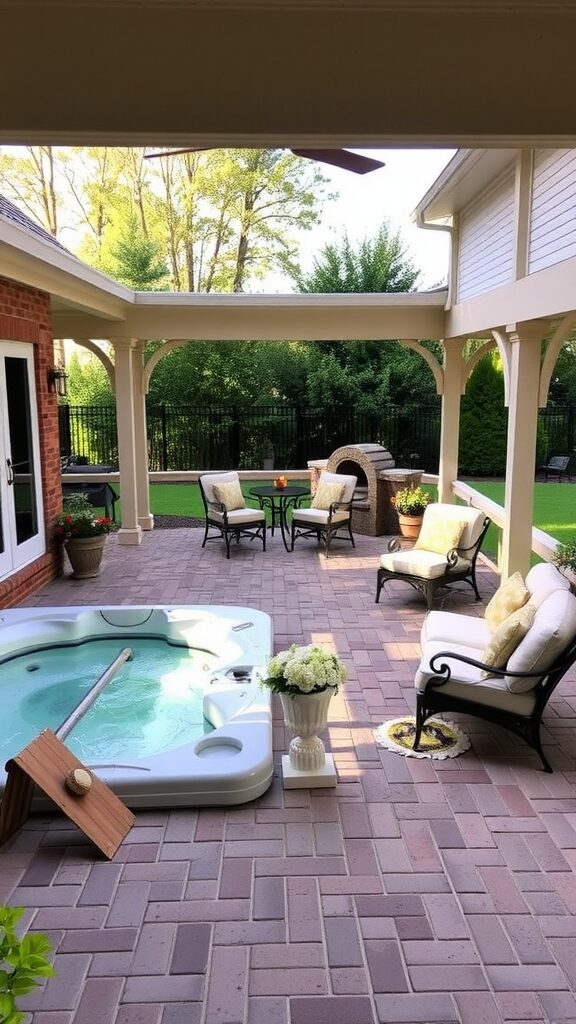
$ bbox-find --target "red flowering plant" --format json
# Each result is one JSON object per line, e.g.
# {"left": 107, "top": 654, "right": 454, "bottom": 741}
{"left": 54, "top": 492, "right": 112, "bottom": 541}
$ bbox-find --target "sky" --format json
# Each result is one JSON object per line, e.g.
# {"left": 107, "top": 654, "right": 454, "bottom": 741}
{"left": 267, "top": 148, "right": 456, "bottom": 293}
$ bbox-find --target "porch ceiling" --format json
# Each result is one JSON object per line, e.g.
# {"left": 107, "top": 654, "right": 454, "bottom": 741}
{"left": 1, "top": 5, "right": 576, "bottom": 146}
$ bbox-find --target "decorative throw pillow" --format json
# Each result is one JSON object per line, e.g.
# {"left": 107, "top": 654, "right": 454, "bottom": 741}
{"left": 484, "top": 571, "right": 529, "bottom": 634}
{"left": 414, "top": 517, "right": 465, "bottom": 556}
{"left": 213, "top": 480, "right": 246, "bottom": 511}
{"left": 481, "top": 602, "right": 536, "bottom": 678}
{"left": 312, "top": 480, "right": 345, "bottom": 511}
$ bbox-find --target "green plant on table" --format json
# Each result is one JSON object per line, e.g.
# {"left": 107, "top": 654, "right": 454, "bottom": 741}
{"left": 391, "top": 485, "right": 431, "bottom": 516}
{"left": 0, "top": 906, "right": 54, "bottom": 1023}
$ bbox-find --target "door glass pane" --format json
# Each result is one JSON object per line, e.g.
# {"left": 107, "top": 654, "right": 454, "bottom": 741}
{"left": 5, "top": 357, "right": 38, "bottom": 544}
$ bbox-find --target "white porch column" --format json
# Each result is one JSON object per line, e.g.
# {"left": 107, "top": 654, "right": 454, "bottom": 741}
{"left": 501, "top": 323, "right": 543, "bottom": 580}
{"left": 132, "top": 342, "right": 153, "bottom": 531}
{"left": 438, "top": 338, "right": 464, "bottom": 504}
{"left": 113, "top": 338, "right": 142, "bottom": 545}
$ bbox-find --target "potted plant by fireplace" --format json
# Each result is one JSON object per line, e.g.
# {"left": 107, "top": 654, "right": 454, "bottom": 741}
{"left": 392, "top": 485, "right": 431, "bottom": 539}
{"left": 54, "top": 492, "right": 112, "bottom": 579}
{"left": 261, "top": 644, "right": 347, "bottom": 775}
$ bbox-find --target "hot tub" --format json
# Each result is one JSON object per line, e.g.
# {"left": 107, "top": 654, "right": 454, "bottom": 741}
{"left": 0, "top": 605, "right": 273, "bottom": 807}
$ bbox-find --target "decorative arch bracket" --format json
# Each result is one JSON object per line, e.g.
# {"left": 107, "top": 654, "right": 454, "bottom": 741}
{"left": 398, "top": 339, "right": 444, "bottom": 395}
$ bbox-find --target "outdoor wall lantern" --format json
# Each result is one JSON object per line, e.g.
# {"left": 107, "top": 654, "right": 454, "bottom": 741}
{"left": 47, "top": 366, "right": 68, "bottom": 398}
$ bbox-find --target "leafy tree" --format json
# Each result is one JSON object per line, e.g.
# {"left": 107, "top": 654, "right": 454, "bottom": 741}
{"left": 66, "top": 351, "right": 114, "bottom": 406}
{"left": 100, "top": 216, "right": 168, "bottom": 290}
{"left": 297, "top": 223, "right": 420, "bottom": 294}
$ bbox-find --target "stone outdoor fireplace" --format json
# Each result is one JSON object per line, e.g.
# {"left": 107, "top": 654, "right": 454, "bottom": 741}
{"left": 307, "top": 442, "right": 422, "bottom": 536}
{"left": 327, "top": 443, "right": 395, "bottom": 536}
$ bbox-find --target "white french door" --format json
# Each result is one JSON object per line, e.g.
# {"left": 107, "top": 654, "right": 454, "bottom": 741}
{"left": 0, "top": 342, "right": 45, "bottom": 579}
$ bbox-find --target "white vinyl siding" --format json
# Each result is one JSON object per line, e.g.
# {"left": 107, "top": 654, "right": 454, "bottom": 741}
{"left": 456, "top": 169, "right": 515, "bottom": 301}
{"left": 529, "top": 149, "right": 576, "bottom": 274}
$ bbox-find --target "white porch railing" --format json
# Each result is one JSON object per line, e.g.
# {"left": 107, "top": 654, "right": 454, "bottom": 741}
{"left": 422, "top": 474, "right": 561, "bottom": 572}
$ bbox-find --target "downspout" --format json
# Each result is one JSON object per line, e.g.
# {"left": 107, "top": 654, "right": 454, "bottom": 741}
{"left": 413, "top": 210, "right": 455, "bottom": 309}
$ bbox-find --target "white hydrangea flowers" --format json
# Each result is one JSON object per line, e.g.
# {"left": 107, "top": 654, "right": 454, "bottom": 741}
{"left": 263, "top": 644, "right": 347, "bottom": 697}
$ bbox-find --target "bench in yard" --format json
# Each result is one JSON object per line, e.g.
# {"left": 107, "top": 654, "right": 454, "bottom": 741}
{"left": 541, "top": 455, "right": 571, "bottom": 482}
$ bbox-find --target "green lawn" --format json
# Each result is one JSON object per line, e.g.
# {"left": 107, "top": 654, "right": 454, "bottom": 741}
{"left": 73, "top": 478, "right": 576, "bottom": 551}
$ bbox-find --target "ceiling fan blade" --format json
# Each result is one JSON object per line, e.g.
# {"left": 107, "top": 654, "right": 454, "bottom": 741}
{"left": 145, "top": 147, "right": 212, "bottom": 159}
{"left": 290, "top": 149, "right": 385, "bottom": 174}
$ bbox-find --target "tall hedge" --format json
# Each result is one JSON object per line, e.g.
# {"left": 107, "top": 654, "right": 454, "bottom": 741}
{"left": 459, "top": 352, "right": 548, "bottom": 475}
{"left": 459, "top": 354, "right": 508, "bottom": 475}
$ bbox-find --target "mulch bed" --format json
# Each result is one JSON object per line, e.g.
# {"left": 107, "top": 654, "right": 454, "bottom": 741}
{"left": 152, "top": 515, "right": 204, "bottom": 529}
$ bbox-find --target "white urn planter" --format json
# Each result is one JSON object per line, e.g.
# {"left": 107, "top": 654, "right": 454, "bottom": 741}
{"left": 280, "top": 688, "right": 337, "bottom": 788}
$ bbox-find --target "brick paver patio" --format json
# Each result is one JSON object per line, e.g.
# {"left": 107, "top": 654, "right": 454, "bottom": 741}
{"left": 3, "top": 527, "right": 576, "bottom": 1024}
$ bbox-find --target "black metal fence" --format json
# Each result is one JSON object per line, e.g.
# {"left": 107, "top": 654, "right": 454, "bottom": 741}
{"left": 58, "top": 402, "right": 576, "bottom": 473}
{"left": 58, "top": 403, "right": 443, "bottom": 471}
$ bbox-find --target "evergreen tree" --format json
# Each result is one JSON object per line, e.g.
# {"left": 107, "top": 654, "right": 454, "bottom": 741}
{"left": 459, "top": 353, "right": 508, "bottom": 475}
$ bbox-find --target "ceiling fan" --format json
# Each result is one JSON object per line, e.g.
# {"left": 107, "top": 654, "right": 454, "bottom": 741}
{"left": 145, "top": 147, "right": 384, "bottom": 175}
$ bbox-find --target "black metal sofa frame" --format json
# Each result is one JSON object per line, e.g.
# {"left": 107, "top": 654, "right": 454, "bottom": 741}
{"left": 414, "top": 638, "right": 576, "bottom": 772}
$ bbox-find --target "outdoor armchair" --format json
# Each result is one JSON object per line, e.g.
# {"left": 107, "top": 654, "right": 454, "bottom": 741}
{"left": 199, "top": 471, "right": 266, "bottom": 559}
{"left": 376, "top": 502, "right": 490, "bottom": 610}
{"left": 414, "top": 564, "right": 576, "bottom": 771}
{"left": 291, "top": 471, "right": 357, "bottom": 557}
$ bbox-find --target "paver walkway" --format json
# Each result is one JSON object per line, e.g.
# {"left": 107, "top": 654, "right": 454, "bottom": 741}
{"left": 2, "top": 528, "right": 576, "bottom": 1024}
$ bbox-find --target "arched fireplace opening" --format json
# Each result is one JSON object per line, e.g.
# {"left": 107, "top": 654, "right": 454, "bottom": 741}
{"left": 321, "top": 443, "right": 423, "bottom": 536}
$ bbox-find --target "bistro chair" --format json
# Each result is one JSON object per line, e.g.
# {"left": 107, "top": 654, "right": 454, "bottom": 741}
{"left": 199, "top": 472, "right": 266, "bottom": 559}
{"left": 291, "top": 471, "right": 357, "bottom": 556}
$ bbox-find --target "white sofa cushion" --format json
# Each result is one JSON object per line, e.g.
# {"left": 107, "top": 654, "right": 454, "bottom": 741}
{"left": 293, "top": 507, "right": 350, "bottom": 526}
{"left": 421, "top": 610, "right": 490, "bottom": 650}
{"left": 380, "top": 549, "right": 470, "bottom": 581}
{"left": 506, "top": 589, "right": 576, "bottom": 692}
{"left": 211, "top": 507, "right": 265, "bottom": 525}
{"left": 525, "top": 562, "right": 571, "bottom": 609}
{"left": 415, "top": 639, "right": 538, "bottom": 716}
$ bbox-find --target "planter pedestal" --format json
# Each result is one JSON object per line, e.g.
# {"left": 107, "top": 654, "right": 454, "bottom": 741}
{"left": 280, "top": 689, "right": 337, "bottom": 789}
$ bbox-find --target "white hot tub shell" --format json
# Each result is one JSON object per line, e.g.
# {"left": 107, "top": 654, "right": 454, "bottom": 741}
{"left": 0, "top": 605, "right": 273, "bottom": 807}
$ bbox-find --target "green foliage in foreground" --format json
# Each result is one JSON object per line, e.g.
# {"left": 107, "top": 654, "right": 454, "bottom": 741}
{"left": 0, "top": 906, "right": 54, "bottom": 1023}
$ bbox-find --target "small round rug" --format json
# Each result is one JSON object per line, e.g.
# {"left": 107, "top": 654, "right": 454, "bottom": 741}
{"left": 374, "top": 717, "right": 470, "bottom": 760}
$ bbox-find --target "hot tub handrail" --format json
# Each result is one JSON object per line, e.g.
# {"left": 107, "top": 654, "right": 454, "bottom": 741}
{"left": 56, "top": 647, "right": 134, "bottom": 741}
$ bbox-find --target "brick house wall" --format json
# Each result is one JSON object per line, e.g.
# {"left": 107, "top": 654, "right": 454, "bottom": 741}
{"left": 0, "top": 275, "right": 62, "bottom": 606}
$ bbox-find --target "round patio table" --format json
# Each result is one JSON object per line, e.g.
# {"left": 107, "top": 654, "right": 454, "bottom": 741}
{"left": 249, "top": 485, "right": 310, "bottom": 552}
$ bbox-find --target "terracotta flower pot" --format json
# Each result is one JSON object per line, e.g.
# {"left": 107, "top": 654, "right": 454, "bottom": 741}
{"left": 65, "top": 535, "right": 107, "bottom": 579}
{"left": 397, "top": 513, "right": 423, "bottom": 539}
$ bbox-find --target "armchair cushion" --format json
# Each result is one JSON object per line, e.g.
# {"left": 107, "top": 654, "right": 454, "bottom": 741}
{"left": 312, "top": 479, "right": 345, "bottom": 511}
{"left": 293, "top": 507, "right": 350, "bottom": 526}
{"left": 414, "top": 512, "right": 465, "bottom": 556}
{"left": 481, "top": 603, "right": 535, "bottom": 678}
{"left": 380, "top": 548, "right": 470, "bottom": 580}
{"left": 422, "top": 610, "right": 490, "bottom": 650}
{"left": 210, "top": 507, "right": 265, "bottom": 526}
{"left": 506, "top": 589, "right": 576, "bottom": 692}
{"left": 213, "top": 479, "right": 246, "bottom": 511}
{"left": 316, "top": 471, "right": 357, "bottom": 503}
{"left": 484, "top": 571, "right": 529, "bottom": 633}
